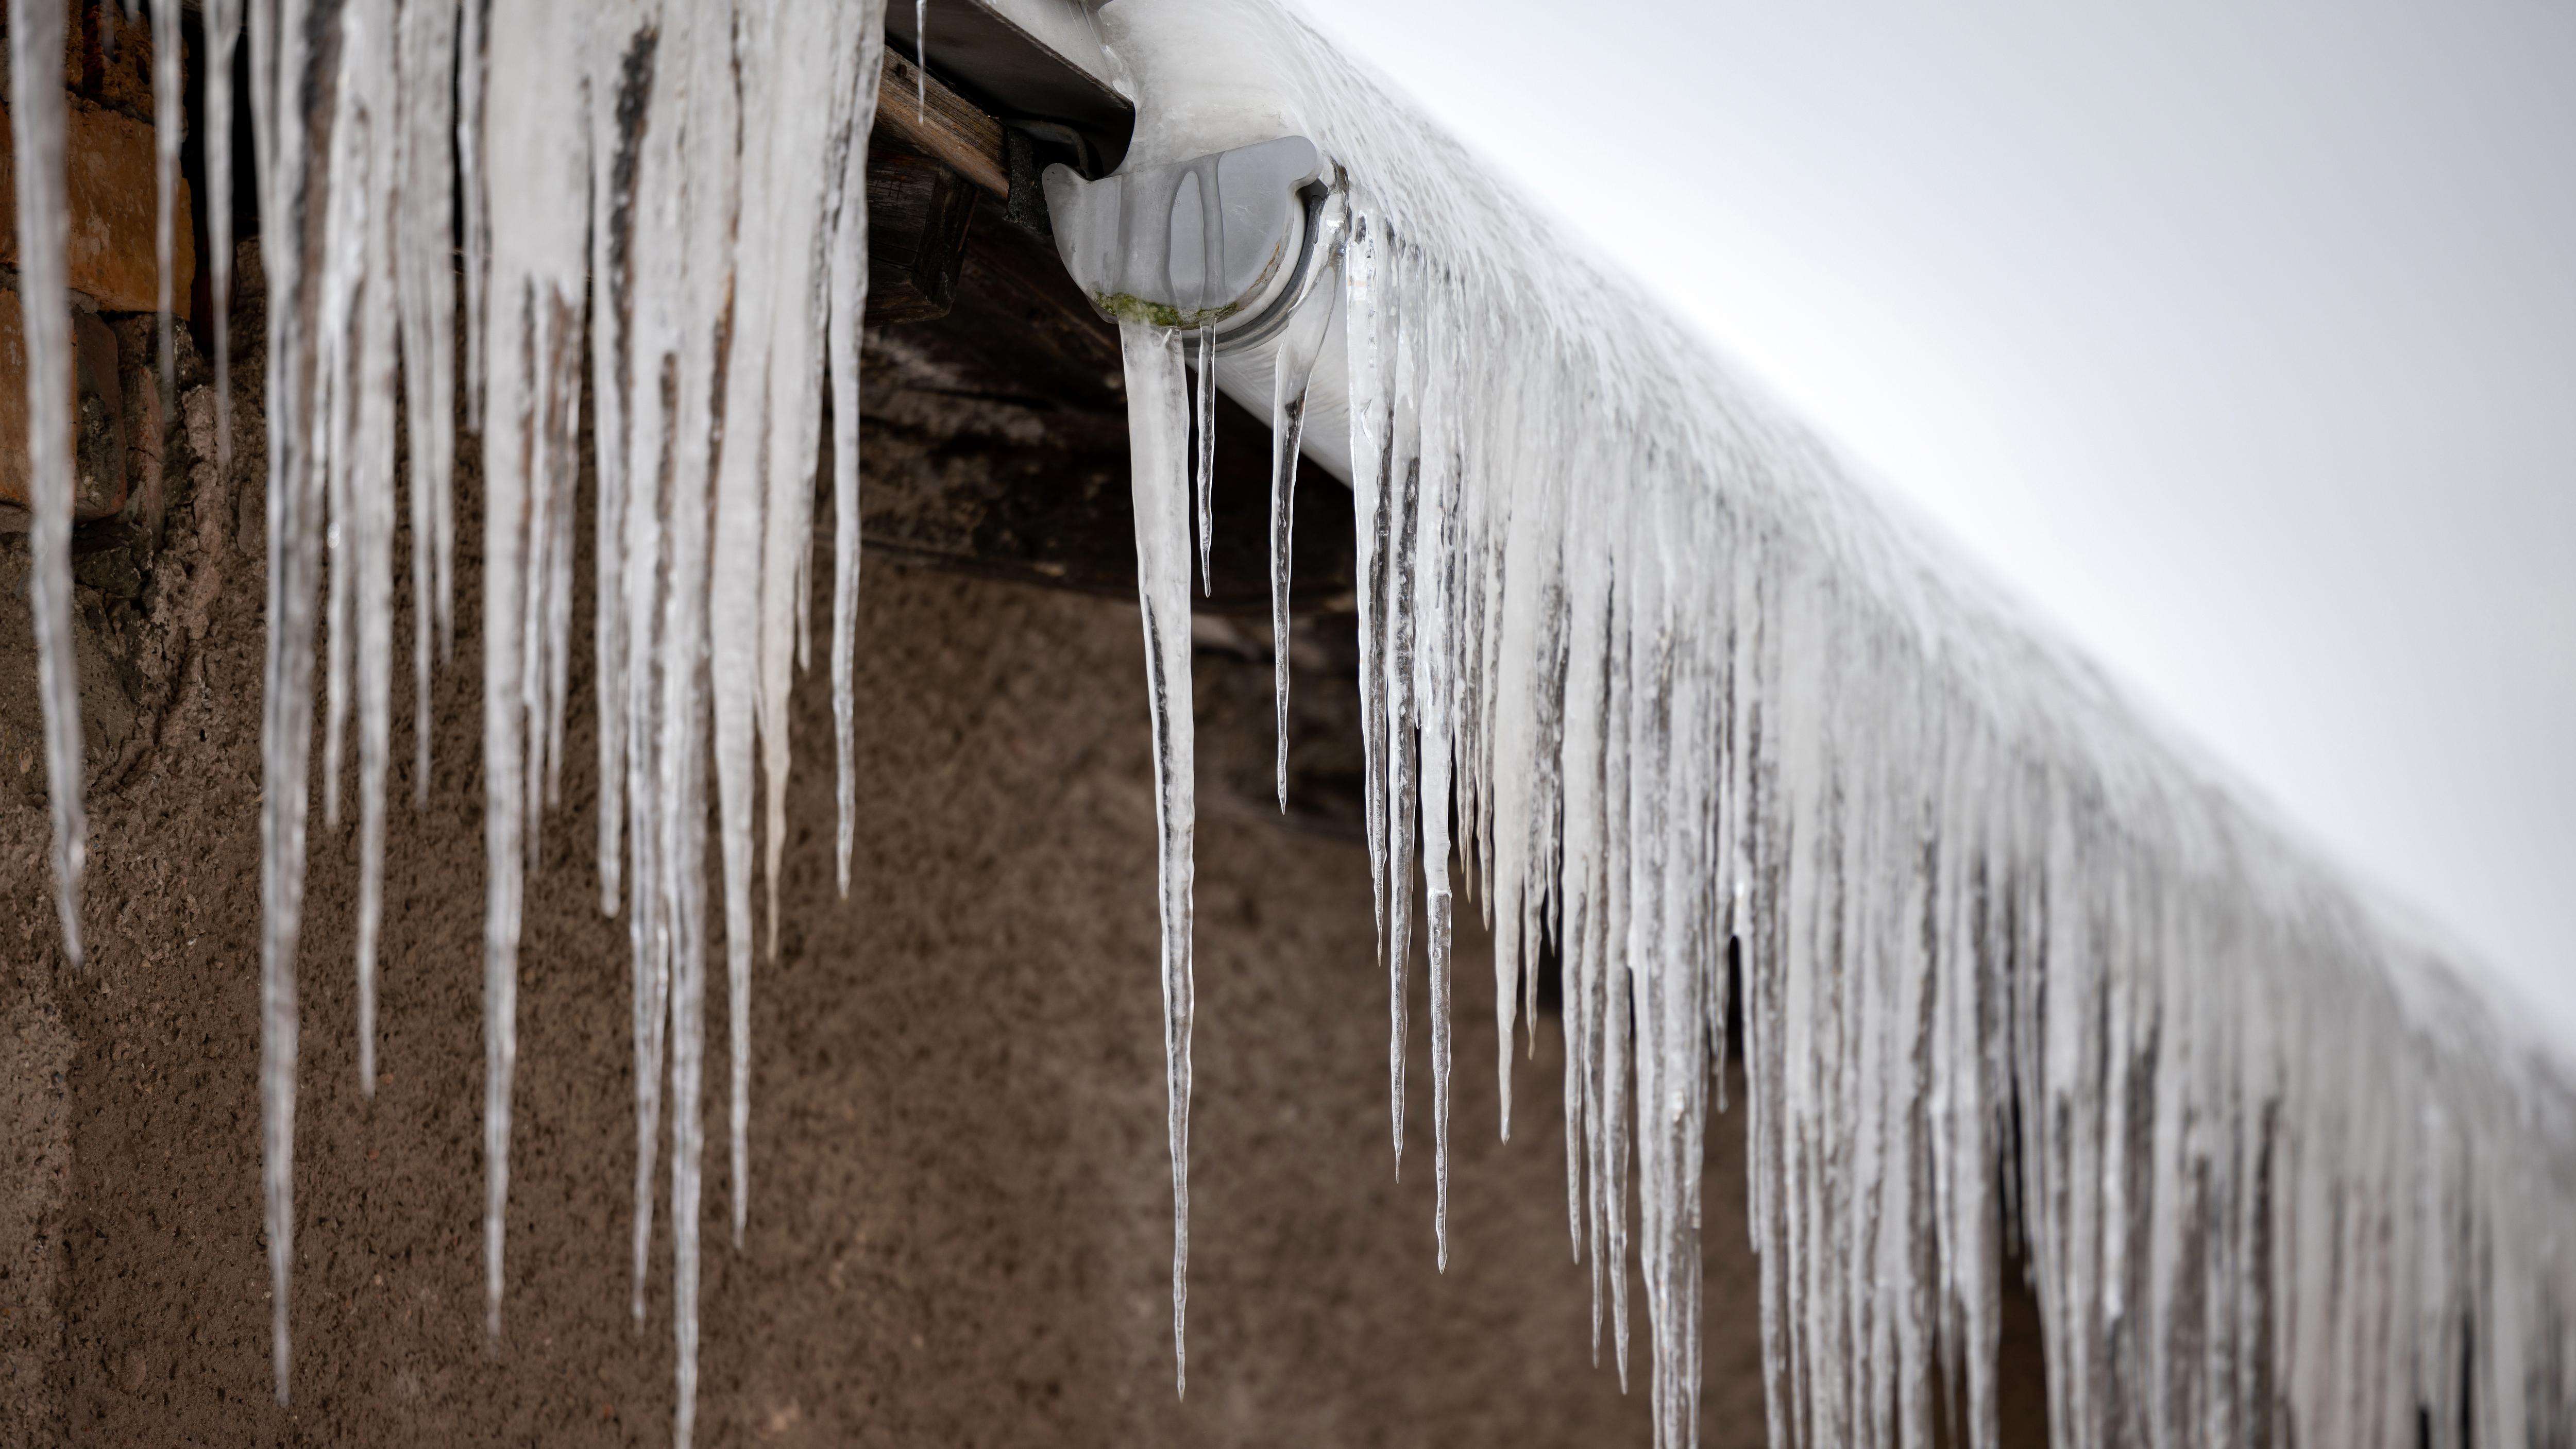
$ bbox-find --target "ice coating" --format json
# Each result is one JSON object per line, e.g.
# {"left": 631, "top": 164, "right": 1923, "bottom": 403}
{"left": 149, "top": 0, "right": 181, "bottom": 403}
{"left": 833, "top": 32, "right": 886, "bottom": 903}
{"left": 1122, "top": 316, "right": 1202, "bottom": 1396}
{"left": 1265, "top": 239, "right": 1341, "bottom": 807}
{"left": 1096, "top": 1, "right": 2576, "bottom": 1444}
{"left": 244, "top": 0, "right": 330, "bottom": 1398}
{"left": 397, "top": 0, "right": 458, "bottom": 811}
{"left": 229, "top": 0, "right": 453, "bottom": 1392}
{"left": 479, "top": 0, "right": 591, "bottom": 1342}
{"left": 1194, "top": 328, "right": 1217, "bottom": 593}
{"left": 205, "top": 0, "right": 240, "bottom": 472}
{"left": 13, "top": 0, "right": 83, "bottom": 978}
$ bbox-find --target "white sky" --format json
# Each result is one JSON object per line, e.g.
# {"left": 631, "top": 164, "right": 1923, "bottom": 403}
{"left": 1290, "top": 0, "right": 2576, "bottom": 1040}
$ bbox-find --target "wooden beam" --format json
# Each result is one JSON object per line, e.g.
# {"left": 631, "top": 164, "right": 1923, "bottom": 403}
{"left": 877, "top": 49, "right": 1010, "bottom": 198}
{"left": 865, "top": 153, "right": 979, "bottom": 323}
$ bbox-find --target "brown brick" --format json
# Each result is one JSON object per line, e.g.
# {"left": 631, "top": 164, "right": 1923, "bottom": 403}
{"left": 0, "top": 291, "right": 130, "bottom": 521}
{"left": 0, "top": 289, "right": 31, "bottom": 515}
{"left": 0, "top": 0, "right": 158, "bottom": 123}
{"left": 68, "top": 0, "right": 158, "bottom": 125}
{"left": 0, "top": 94, "right": 197, "bottom": 316}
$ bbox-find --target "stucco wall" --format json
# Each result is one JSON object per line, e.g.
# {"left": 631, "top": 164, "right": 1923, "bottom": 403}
{"left": 0, "top": 352, "right": 1797, "bottom": 1445}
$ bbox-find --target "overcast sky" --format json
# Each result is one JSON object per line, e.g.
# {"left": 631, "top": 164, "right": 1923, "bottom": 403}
{"left": 1290, "top": 0, "right": 2576, "bottom": 1040}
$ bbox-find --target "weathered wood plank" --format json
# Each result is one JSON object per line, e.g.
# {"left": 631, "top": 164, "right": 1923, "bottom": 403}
{"left": 866, "top": 149, "right": 980, "bottom": 324}
{"left": 878, "top": 48, "right": 1011, "bottom": 198}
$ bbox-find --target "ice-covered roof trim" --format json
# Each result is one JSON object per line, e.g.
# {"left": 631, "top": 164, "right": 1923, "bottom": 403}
{"left": 1089, "top": 1, "right": 2576, "bottom": 1445}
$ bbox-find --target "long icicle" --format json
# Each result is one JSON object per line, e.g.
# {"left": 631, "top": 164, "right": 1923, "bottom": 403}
{"left": 832, "top": 21, "right": 886, "bottom": 896}
{"left": 1121, "top": 317, "right": 1199, "bottom": 1398}
{"left": 649, "top": 12, "right": 732, "bottom": 1435}
{"left": 1194, "top": 325, "right": 1216, "bottom": 595}
{"left": 149, "top": 0, "right": 181, "bottom": 405}
{"left": 204, "top": 0, "right": 240, "bottom": 473}
{"left": 477, "top": 0, "right": 592, "bottom": 1340}
{"left": 659, "top": 3, "right": 738, "bottom": 1439}
{"left": 246, "top": 0, "right": 327, "bottom": 1401}
{"left": 1343, "top": 213, "right": 1407, "bottom": 1170}
{"left": 12, "top": 0, "right": 84, "bottom": 976}
{"left": 734, "top": 0, "right": 872, "bottom": 1251}
{"left": 587, "top": 0, "right": 661, "bottom": 1327}
{"left": 1382, "top": 259, "right": 1423, "bottom": 1186}
{"left": 707, "top": 0, "right": 768, "bottom": 1257}
{"left": 396, "top": 0, "right": 460, "bottom": 811}
{"left": 587, "top": 1, "right": 634, "bottom": 929}
{"left": 347, "top": 0, "right": 402, "bottom": 1097}
{"left": 1264, "top": 204, "right": 1342, "bottom": 811}
{"left": 1411, "top": 287, "right": 1461, "bottom": 1267}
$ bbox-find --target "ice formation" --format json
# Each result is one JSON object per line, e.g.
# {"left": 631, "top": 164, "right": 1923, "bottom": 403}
{"left": 12, "top": 1, "right": 2575, "bottom": 1447}
{"left": 14, "top": 0, "right": 84, "bottom": 972}
{"left": 0, "top": 0, "right": 883, "bottom": 1442}
{"left": 1091, "top": 2, "right": 2576, "bottom": 1446}
{"left": 1122, "top": 316, "right": 1201, "bottom": 1394}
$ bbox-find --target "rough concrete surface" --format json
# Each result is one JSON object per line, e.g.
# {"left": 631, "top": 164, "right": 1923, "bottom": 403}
{"left": 0, "top": 204, "right": 2065, "bottom": 1440}
{"left": 0, "top": 306, "right": 1795, "bottom": 1447}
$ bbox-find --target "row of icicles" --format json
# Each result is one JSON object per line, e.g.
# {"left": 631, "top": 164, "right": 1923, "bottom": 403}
{"left": 19, "top": 3, "right": 894, "bottom": 1446}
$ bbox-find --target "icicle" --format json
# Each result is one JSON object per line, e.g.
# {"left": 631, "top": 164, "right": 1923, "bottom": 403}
{"left": 666, "top": 700, "right": 709, "bottom": 1449}
{"left": 349, "top": 0, "right": 401, "bottom": 1094}
{"left": 1342, "top": 213, "right": 1404, "bottom": 1164}
{"left": 1194, "top": 325, "right": 1216, "bottom": 595}
{"left": 588, "top": 0, "right": 669, "bottom": 1327}
{"left": 477, "top": 0, "right": 592, "bottom": 1338}
{"left": 150, "top": 0, "right": 180, "bottom": 403}
{"left": 456, "top": 0, "right": 487, "bottom": 434}
{"left": 12, "top": 0, "right": 86, "bottom": 975}
{"left": 1411, "top": 284, "right": 1461, "bottom": 1266}
{"left": 1121, "top": 317, "right": 1199, "bottom": 1398}
{"left": 833, "top": 25, "right": 887, "bottom": 897}
{"left": 289, "top": 0, "right": 402, "bottom": 1098}
{"left": 1383, "top": 261, "right": 1423, "bottom": 1184}
{"left": 590, "top": 11, "right": 636, "bottom": 924}
{"left": 649, "top": 14, "right": 741, "bottom": 1439}
{"left": 245, "top": 0, "right": 329, "bottom": 1399}
{"left": 204, "top": 0, "right": 239, "bottom": 473}
{"left": 705, "top": 52, "right": 767, "bottom": 1253}
{"left": 1265, "top": 240, "right": 1337, "bottom": 809}
{"left": 716, "top": 0, "right": 874, "bottom": 1251}
{"left": 397, "top": 0, "right": 459, "bottom": 809}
